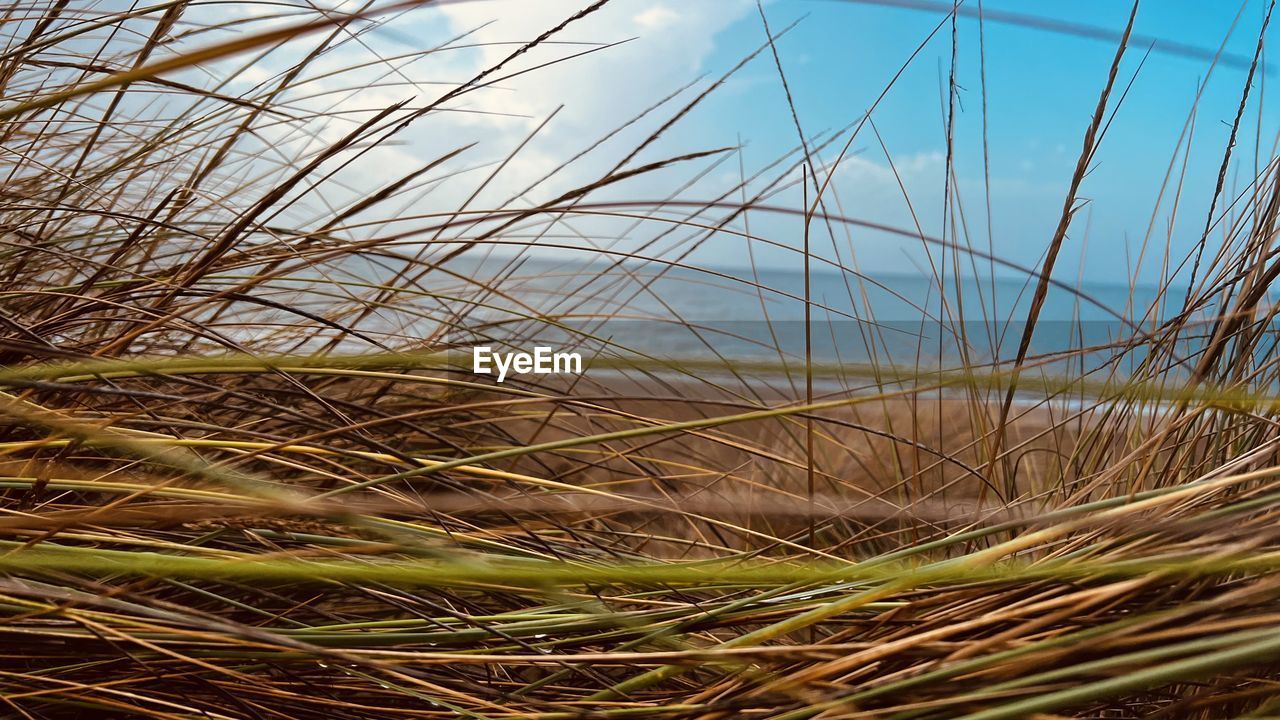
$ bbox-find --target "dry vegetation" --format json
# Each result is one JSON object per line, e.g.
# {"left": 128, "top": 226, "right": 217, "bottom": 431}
{"left": 4, "top": 1, "right": 1280, "bottom": 718}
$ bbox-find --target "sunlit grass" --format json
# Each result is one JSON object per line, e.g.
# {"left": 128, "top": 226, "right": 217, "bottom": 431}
{"left": 1, "top": 1, "right": 1279, "bottom": 718}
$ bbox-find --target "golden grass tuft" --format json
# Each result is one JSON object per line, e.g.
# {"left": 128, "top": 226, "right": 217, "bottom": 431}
{"left": 1, "top": 2, "right": 1280, "bottom": 718}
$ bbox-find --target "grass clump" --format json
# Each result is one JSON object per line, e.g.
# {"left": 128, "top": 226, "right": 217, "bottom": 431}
{"left": 3, "top": 1, "right": 1280, "bottom": 718}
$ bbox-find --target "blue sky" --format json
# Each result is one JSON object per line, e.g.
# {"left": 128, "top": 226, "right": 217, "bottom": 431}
{"left": 220, "top": 0, "right": 1279, "bottom": 288}
{"left": 674, "top": 1, "right": 1276, "bottom": 285}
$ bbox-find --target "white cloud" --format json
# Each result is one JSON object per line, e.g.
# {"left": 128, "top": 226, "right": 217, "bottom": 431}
{"left": 274, "top": 0, "right": 758, "bottom": 220}
{"left": 427, "top": 0, "right": 752, "bottom": 131}
{"left": 633, "top": 6, "right": 680, "bottom": 30}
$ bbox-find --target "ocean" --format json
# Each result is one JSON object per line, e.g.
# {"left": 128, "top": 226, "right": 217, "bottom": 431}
{"left": 440, "top": 255, "right": 1202, "bottom": 389}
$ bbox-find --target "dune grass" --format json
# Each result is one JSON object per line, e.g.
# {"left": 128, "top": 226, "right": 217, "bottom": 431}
{"left": 3, "top": 1, "right": 1280, "bottom": 718}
